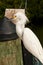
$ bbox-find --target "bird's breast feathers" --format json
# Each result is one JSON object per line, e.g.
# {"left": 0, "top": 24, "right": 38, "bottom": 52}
{"left": 23, "top": 28, "right": 40, "bottom": 44}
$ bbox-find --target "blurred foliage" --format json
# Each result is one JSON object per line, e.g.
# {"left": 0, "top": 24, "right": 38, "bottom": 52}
{"left": 27, "top": 0, "right": 43, "bottom": 19}
{"left": 0, "top": 0, "right": 43, "bottom": 19}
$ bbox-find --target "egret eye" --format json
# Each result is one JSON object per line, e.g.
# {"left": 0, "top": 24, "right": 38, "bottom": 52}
{"left": 13, "top": 16, "right": 17, "bottom": 19}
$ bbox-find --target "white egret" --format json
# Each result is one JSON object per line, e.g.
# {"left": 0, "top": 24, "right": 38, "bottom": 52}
{"left": 12, "top": 12, "right": 43, "bottom": 64}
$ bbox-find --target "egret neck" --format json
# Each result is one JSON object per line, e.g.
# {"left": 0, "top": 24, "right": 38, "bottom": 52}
{"left": 16, "top": 21, "right": 25, "bottom": 40}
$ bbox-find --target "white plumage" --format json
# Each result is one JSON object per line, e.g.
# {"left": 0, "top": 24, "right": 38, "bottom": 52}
{"left": 12, "top": 12, "right": 43, "bottom": 64}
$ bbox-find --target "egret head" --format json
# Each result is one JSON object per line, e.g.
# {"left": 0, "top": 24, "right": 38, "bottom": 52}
{"left": 12, "top": 12, "right": 29, "bottom": 24}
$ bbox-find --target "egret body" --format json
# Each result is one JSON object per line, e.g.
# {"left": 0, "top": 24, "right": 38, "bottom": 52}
{"left": 12, "top": 12, "right": 43, "bottom": 64}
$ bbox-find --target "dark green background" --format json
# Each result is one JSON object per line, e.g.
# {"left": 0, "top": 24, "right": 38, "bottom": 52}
{"left": 0, "top": 0, "right": 43, "bottom": 19}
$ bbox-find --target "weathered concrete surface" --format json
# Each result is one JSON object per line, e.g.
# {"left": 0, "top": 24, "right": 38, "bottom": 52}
{"left": 0, "top": 39, "right": 23, "bottom": 65}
